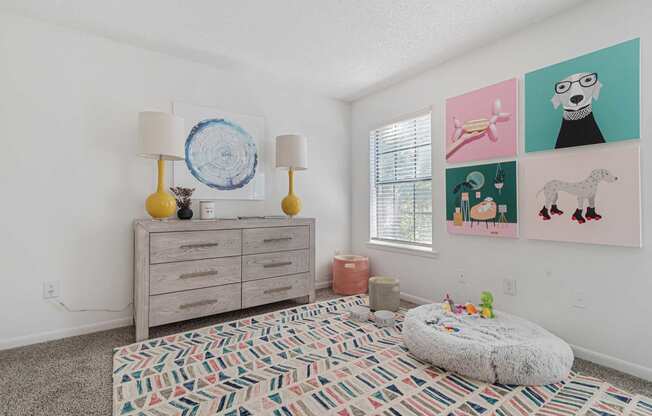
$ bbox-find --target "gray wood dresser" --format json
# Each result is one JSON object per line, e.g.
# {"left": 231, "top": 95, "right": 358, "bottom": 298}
{"left": 133, "top": 218, "right": 316, "bottom": 341}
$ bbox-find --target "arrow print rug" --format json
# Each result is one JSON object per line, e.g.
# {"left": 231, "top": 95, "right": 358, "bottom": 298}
{"left": 113, "top": 295, "right": 652, "bottom": 415}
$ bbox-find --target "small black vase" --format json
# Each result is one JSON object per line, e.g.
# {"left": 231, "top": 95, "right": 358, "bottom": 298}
{"left": 177, "top": 207, "right": 193, "bottom": 220}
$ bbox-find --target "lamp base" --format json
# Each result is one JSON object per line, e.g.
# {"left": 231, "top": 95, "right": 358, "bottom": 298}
{"left": 146, "top": 158, "right": 176, "bottom": 219}
{"left": 281, "top": 168, "right": 302, "bottom": 217}
{"left": 281, "top": 193, "right": 301, "bottom": 217}
{"left": 146, "top": 190, "right": 176, "bottom": 219}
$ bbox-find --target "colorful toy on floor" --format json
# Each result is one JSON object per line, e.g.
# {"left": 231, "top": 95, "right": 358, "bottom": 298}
{"left": 424, "top": 319, "right": 460, "bottom": 334}
{"left": 442, "top": 294, "right": 455, "bottom": 313}
{"left": 441, "top": 324, "right": 460, "bottom": 334}
{"left": 465, "top": 303, "right": 478, "bottom": 315}
{"left": 479, "top": 291, "right": 495, "bottom": 318}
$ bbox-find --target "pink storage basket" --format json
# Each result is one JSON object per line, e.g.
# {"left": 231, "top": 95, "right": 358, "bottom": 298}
{"left": 332, "top": 255, "right": 369, "bottom": 295}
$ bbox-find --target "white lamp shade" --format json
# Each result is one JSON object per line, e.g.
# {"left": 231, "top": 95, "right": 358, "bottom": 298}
{"left": 138, "top": 111, "right": 185, "bottom": 160}
{"left": 275, "top": 134, "right": 307, "bottom": 170}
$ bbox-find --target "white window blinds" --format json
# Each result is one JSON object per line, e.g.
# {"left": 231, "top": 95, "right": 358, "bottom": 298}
{"left": 370, "top": 112, "right": 432, "bottom": 246}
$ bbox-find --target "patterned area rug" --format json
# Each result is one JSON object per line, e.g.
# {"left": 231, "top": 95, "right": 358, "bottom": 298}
{"left": 113, "top": 296, "right": 652, "bottom": 415}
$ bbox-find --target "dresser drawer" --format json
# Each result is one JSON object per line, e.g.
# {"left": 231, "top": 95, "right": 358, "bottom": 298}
{"left": 242, "top": 250, "right": 309, "bottom": 282}
{"left": 242, "top": 273, "right": 309, "bottom": 308}
{"left": 149, "top": 283, "right": 241, "bottom": 326}
{"left": 242, "top": 226, "right": 309, "bottom": 255}
{"left": 150, "top": 257, "right": 241, "bottom": 295}
{"left": 150, "top": 230, "right": 241, "bottom": 264}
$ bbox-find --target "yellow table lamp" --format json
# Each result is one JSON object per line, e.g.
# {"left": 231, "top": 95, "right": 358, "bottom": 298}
{"left": 275, "top": 134, "right": 307, "bottom": 217}
{"left": 138, "top": 111, "right": 185, "bottom": 219}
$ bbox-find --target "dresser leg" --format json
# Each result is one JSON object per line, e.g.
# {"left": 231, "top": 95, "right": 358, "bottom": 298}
{"left": 296, "top": 292, "right": 316, "bottom": 305}
{"left": 135, "top": 325, "right": 148, "bottom": 342}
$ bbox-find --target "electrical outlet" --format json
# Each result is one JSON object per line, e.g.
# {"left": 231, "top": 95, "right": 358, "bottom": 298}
{"left": 43, "top": 281, "right": 60, "bottom": 299}
{"left": 503, "top": 278, "right": 517, "bottom": 296}
{"left": 457, "top": 270, "right": 466, "bottom": 285}
{"left": 572, "top": 291, "right": 587, "bottom": 309}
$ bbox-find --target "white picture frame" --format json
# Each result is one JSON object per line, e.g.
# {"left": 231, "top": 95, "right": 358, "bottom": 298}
{"left": 172, "top": 102, "right": 266, "bottom": 200}
{"left": 521, "top": 144, "right": 641, "bottom": 247}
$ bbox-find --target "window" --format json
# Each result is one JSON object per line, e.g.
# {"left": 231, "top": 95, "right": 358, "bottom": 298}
{"left": 370, "top": 112, "right": 432, "bottom": 246}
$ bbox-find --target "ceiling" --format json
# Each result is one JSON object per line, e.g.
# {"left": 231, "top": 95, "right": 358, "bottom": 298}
{"left": 1, "top": 0, "right": 587, "bottom": 101}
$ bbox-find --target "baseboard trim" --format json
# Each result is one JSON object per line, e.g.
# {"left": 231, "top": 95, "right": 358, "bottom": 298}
{"left": 316, "top": 279, "right": 332, "bottom": 290}
{"left": 400, "top": 290, "right": 652, "bottom": 382}
{"left": 2, "top": 280, "right": 333, "bottom": 350}
{"left": 571, "top": 343, "right": 652, "bottom": 382}
{"left": 400, "top": 292, "right": 432, "bottom": 305}
{"left": 0, "top": 317, "right": 133, "bottom": 351}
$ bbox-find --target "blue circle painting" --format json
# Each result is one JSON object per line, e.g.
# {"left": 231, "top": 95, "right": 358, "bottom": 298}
{"left": 185, "top": 119, "right": 258, "bottom": 190}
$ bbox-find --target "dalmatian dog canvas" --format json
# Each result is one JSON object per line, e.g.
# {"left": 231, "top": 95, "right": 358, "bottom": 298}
{"left": 537, "top": 168, "right": 618, "bottom": 224}
{"left": 551, "top": 72, "right": 605, "bottom": 149}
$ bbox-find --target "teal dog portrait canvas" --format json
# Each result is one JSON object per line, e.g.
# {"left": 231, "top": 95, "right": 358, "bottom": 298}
{"left": 525, "top": 39, "right": 639, "bottom": 153}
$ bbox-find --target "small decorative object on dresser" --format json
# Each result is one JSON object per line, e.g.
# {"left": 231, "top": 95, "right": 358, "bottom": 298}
{"left": 138, "top": 111, "right": 185, "bottom": 219}
{"left": 199, "top": 200, "right": 215, "bottom": 220}
{"left": 169, "top": 186, "right": 194, "bottom": 219}
{"left": 133, "top": 217, "right": 316, "bottom": 341}
{"left": 275, "top": 134, "right": 307, "bottom": 217}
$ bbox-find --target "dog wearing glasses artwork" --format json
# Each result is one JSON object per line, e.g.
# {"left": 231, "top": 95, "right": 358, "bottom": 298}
{"left": 551, "top": 72, "right": 605, "bottom": 149}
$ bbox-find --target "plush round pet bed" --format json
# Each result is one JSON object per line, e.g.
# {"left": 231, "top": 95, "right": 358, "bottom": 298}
{"left": 403, "top": 303, "right": 573, "bottom": 385}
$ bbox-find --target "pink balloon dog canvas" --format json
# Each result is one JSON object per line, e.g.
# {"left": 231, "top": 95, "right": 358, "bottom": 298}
{"left": 445, "top": 78, "right": 518, "bottom": 163}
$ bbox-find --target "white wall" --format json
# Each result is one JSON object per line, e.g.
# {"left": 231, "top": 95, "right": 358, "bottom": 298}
{"left": 352, "top": 0, "right": 652, "bottom": 379}
{"left": 0, "top": 13, "right": 351, "bottom": 349}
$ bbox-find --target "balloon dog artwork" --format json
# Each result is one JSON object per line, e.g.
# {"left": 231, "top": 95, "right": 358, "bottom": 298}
{"left": 445, "top": 161, "right": 517, "bottom": 238}
{"left": 521, "top": 145, "right": 641, "bottom": 247}
{"left": 524, "top": 38, "right": 639, "bottom": 153}
{"left": 445, "top": 78, "right": 517, "bottom": 163}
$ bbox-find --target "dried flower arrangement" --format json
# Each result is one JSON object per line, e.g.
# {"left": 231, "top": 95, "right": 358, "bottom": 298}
{"left": 169, "top": 186, "right": 195, "bottom": 209}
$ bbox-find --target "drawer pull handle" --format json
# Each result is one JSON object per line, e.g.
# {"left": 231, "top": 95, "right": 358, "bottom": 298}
{"left": 179, "top": 299, "right": 217, "bottom": 310}
{"left": 264, "top": 286, "right": 292, "bottom": 295}
{"left": 263, "top": 261, "right": 293, "bottom": 268}
{"left": 263, "top": 237, "right": 292, "bottom": 243}
{"left": 180, "top": 243, "right": 219, "bottom": 249}
{"left": 179, "top": 270, "right": 218, "bottom": 279}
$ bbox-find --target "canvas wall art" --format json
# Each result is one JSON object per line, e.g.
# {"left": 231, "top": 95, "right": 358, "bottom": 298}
{"left": 445, "top": 161, "right": 517, "bottom": 238}
{"left": 173, "top": 102, "right": 265, "bottom": 200}
{"left": 525, "top": 38, "right": 640, "bottom": 153}
{"left": 521, "top": 144, "right": 640, "bottom": 247}
{"left": 445, "top": 78, "right": 517, "bottom": 163}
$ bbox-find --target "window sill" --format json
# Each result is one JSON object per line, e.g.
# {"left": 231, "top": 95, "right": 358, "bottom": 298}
{"left": 366, "top": 240, "right": 439, "bottom": 259}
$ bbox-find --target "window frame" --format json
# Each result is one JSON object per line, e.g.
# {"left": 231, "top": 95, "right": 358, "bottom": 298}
{"left": 369, "top": 108, "right": 433, "bottom": 249}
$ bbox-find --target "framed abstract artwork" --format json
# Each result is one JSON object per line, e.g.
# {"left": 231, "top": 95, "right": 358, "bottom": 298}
{"left": 525, "top": 38, "right": 640, "bottom": 152}
{"left": 445, "top": 161, "right": 518, "bottom": 238}
{"left": 445, "top": 78, "right": 517, "bottom": 163}
{"left": 521, "top": 144, "right": 641, "bottom": 247}
{"left": 172, "top": 102, "right": 265, "bottom": 200}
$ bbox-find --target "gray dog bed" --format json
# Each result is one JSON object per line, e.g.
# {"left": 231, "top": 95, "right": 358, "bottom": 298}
{"left": 403, "top": 303, "right": 573, "bottom": 385}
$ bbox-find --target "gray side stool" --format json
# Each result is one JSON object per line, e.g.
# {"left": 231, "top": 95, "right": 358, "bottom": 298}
{"left": 368, "top": 276, "right": 400, "bottom": 312}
